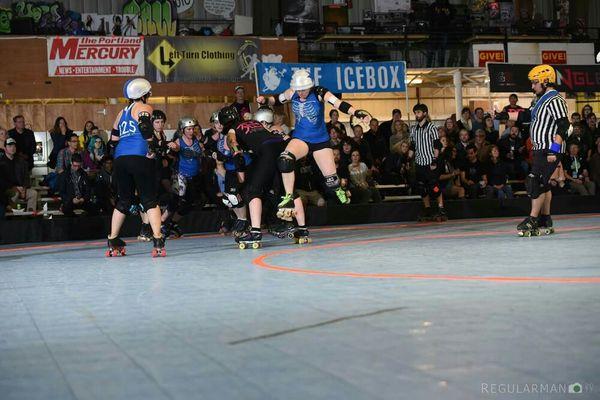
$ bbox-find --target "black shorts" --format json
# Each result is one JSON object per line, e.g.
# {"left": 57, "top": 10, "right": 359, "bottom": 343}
{"left": 415, "top": 164, "right": 439, "bottom": 185}
{"left": 114, "top": 155, "right": 158, "bottom": 210}
{"left": 244, "top": 141, "right": 285, "bottom": 200}
{"left": 531, "top": 150, "right": 559, "bottom": 187}
{"left": 307, "top": 140, "right": 332, "bottom": 153}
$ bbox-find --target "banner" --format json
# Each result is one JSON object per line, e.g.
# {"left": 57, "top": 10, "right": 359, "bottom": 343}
{"left": 256, "top": 62, "right": 407, "bottom": 94}
{"left": 472, "top": 44, "right": 505, "bottom": 67}
{"left": 488, "top": 63, "right": 600, "bottom": 93}
{"left": 145, "top": 37, "right": 260, "bottom": 83}
{"left": 47, "top": 36, "right": 145, "bottom": 77}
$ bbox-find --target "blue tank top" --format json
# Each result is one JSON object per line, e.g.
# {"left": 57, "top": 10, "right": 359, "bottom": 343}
{"left": 291, "top": 90, "right": 328, "bottom": 144}
{"left": 178, "top": 137, "right": 202, "bottom": 177}
{"left": 114, "top": 103, "right": 148, "bottom": 158}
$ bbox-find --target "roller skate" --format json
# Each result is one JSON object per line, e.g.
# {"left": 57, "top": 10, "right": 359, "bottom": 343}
{"left": 270, "top": 221, "right": 296, "bottom": 239}
{"left": 417, "top": 207, "right": 433, "bottom": 222}
{"left": 538, "top": 214, "right": 554, "bottom": 235}
{"left": 231, "top": 218, "right": 249, "bottom": 238}
{"left": 433, "top": 207, "right": 448, "bottom": 222}
{"left": 137, "top": 223, "right": 152, "bottom": 242}
{"left": 293, "top": 226, "right": 312, "bottom": 244}
{"left": 335, "top": 187, "right": 350, "bottom": 204}
{"left": 170, "top": 222, "right": 182, "bottom": 239}
{"left": 106, "top": 237, "right": 126, "bottom": 257}
{"left": 236, "top": 228, "right": 262, "bottom": 249}
{"left": 517, "top": 216, "right": 540, "bottom": 237}
{"left": 151, "top": 236, "right": 167, "bottom": 257}
{"left": 276, "top": 193, "right": 295, "bottom": 221}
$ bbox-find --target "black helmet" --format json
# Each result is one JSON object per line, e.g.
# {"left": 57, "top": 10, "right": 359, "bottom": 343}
{"left": 218, "top": 105, "right": 240, "bottom": 130}
{"left": 152, "top": 109, "right": 166, "bottom": 122}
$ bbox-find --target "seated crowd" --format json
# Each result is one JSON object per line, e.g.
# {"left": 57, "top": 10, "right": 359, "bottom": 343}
{"left": 1, "top": 97, "right": 599, "bottom": 221}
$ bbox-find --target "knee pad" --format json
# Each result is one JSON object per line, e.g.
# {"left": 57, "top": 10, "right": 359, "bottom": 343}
{"left": 525, "top": 173, "right": 544, "bottom": 199}
{"left": 277, "top": 151, "right": 296, "bottom": 173}
{"left": 428, "top": 183, "right": 441, "bottom": 199}
{"left": 222, "top": 192, "right": 245, "bottom": 209}
{"left": 324, "top": 174, "right": 341, "bottom": 191}
{"left": 116, "top": 199, "right": 132, "bottom": 215}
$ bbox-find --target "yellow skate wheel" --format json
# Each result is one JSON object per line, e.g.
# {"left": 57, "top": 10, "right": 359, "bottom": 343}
{"left": 251, "top": 242, "right": 261, "bottom": 249}
{"left": 238, "top": 243, "right": 247, "bottom": 250}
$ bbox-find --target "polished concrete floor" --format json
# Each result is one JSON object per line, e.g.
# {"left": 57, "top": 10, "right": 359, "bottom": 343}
{"left": 1, "top": 214, "right": 599, "bottom": 400}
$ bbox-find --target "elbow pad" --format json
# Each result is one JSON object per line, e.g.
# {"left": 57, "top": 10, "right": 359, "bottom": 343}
{"left": 555, "top": 117, "right": 570, "bottom": 141}
{"left": 138, "top": 112, "right": 153, "bottom": 139}
{"left": 338, "top": 101, "right": 352, "bottom": 115}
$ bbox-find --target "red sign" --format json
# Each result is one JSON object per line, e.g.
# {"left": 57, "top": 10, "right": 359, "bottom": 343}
{"left": 47, "top": 36, "right": 145, "bottom": 77}
{"left": 478, "top": 51, "right": 505, "bottom": 67}
{"left": 541, "top": 50, "right": 567, "bottom": 64}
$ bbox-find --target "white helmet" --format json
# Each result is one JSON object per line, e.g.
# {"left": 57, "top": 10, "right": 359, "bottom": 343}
{"left": 290, "top": 69, "right": 313, "bottom": 91}
{"left": 123, "top": 78, "right": 152, "bottom": 100}
{"left": 254, "top": 106, "right": 274, "bottom": 125}
{"left": 178, "top": 116, "right": 197, "bottom": 130}
{"left": 210, "top": 111, "right": 219, "bottom": 124}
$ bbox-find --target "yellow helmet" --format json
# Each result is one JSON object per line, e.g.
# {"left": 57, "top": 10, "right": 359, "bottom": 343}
{"left": 528, "top": 64, "right": 556, "bottom": 84}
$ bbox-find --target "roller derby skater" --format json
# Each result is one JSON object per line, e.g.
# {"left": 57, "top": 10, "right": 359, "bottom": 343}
{"left": 256, "top": 69, "right": 371, "bottom": 221}
{"left": 106, "top": 78, "right": 165, "bottom": 257}
{"left": 410, "top": 103, "right": 447, "bottom": 223}
{"left": 500, "top": 65, "right": 568, "bottom": 237}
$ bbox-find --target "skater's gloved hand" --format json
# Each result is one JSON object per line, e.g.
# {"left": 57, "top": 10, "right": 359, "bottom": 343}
{"left": 354, "top": 109, "right": 371, "bottom": 124}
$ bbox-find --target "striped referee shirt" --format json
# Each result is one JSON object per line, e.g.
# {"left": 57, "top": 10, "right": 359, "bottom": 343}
{"left": 529, "top": 90, "right": 568, "bottom": 151}
{"left": 410, "top": 120, "right": 439, "bottom": 166}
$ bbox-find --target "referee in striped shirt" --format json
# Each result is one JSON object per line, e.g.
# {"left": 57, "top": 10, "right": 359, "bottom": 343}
{"left": 410, "top": 103, "right": 446, "bottom": 221}
{"left": 515, "top": 64, "right": 569, "bottom": 236}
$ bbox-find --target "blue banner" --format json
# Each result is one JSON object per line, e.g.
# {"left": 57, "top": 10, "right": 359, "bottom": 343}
{"left": 255, "top": 61, "right": 406, "bottom": 94}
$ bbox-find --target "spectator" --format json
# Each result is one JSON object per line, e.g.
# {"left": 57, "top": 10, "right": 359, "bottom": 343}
{"left": 348, "top": 150, "right": 381, "bottom": 204}
{"left": 485, "top": 145, "right": 513, "bottom": 201}
{"left": 443, "top": 118, "right": 460, "bottom": 144}
{"left": 0, "top": 138, "right": 38, "bottom": 211}
{"left": 326, "top": 109, "right": 345, "bottom": 135}
{"left": 581, "top": 104, "right": 593, "bottom": 121}
{"left": 57, "top": 153, "right": 96, "bottom": 216}
{"left": 502, "top": 94, "right": 525, "bottom": 114}
{"left": 88, "top": 135, "right": 106, "bottom": 166}
{"left": 472, "top": 107, "right": 485, "bottom": 132}
{"left": 498, "top": 125, "right": 528, "bottom": 179}
{"left": 457, "top": 107, "right": 473, "bottom": 135}
{"left": 567, "top": 123, "right": 592, "bottom": 162}
{"left": 231, "top": 86, "right": 251, "bottom": 120}
{"left": 339, "top": 139, "right": 355, "bottom": 168}
{"left": 56, "top": 133, "right": 81, "bottom": 174}
{"left": 48, "top": 117, "right": 73, "bottom": 169}
{"left": 473, "top": 129, "right": 491, "bottom": 163}
{"left": 363, "top": 118, "right": 389, "bottom": 169}
{"left": 439, "top": 146, "right": 464, "bottom": 199}
{"left": 455, "top": 128, "right": 471, "bottom": 166}
{"left": 79, "top": 120, "right": 95, "bottom": 152}
{"left": 329, "top": 125, "right": 343, "bottom": 149}
{"left": 378, "top": 109, "right": 403, "bottom": 143}
{"left": 588, "top": 139, "right": 600, "bottom": 186}
{"left": 460, "top": 144, "right": 487, "bottom": 198}
{"left": 389, "top": 120, "right": 409, "bottom": 149}
{"left": 571, "top": 112, "right": 582, "bottom": 126}
{"left": 0, "top": 127, "right": 7, "bottom": 158}
{"left": 586, "top": 113, "right": 599, "bottom": 146}
{"left": 295, "top": 157, "right": 325, "bottom": 208}
{"left": 350, "top": 125, "right": 374, "bottom": 168}
{"left": 8, "top": 115, "right": 36, "bottom": 170}
{"left": 483, "top": 114, "right": 499, "bottom": 144}
{"left": 563, "top": 143, "right": 595, "bottom": 196}
{"left": 273, "top": 113, "right": 291, "bottom": 135}
{"left": 95, "top": 156, "right": 116, "bottom": 214}
{"left": 500, "top": 119, "right": 516, "bottom": 139}
{"left": 382, "top": 139, "right": 412, "bottom": 184}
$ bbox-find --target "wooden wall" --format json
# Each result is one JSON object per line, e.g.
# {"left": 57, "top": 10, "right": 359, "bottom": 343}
{"left": 0, "top": 37, "right": 298, "bottom": 100}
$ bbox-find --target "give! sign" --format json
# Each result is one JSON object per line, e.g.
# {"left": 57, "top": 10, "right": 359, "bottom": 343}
{"left": 478, "top": 50, "right": 505, "bottom": 67}
{"left": 541, "top": 50, "right": 567, "bottom": 64}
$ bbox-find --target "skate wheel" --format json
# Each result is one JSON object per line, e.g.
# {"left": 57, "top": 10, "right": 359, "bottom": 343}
{"left": 287, "top": 232, "right": 295, "bottom": 239}
{"left": 160, "top": 249, "right": 166, "bottom": 257}
{"left": 519, "top": 231, "right": 531, "bottom": 237}
{"left": 238, "top": 243, "right": 247, "bottom": 250}
{"left": 105, "top": 250, "right": 112, "bottom": 257}
{"left": 120, "top": 248, "right": 126, "bottom": 256}
{"left": 251, "top": 242, "right": 261, "bottom": 249}
{"left": 151, "top": 249, "right": 158, "bottom": 257}
{"left": 532, "top": 229, "right": 540, "bottom": 236}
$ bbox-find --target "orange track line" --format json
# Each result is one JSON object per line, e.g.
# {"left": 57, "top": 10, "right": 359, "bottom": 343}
{"left": 252, "top": 225, "right": 600, "bottom": 284}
